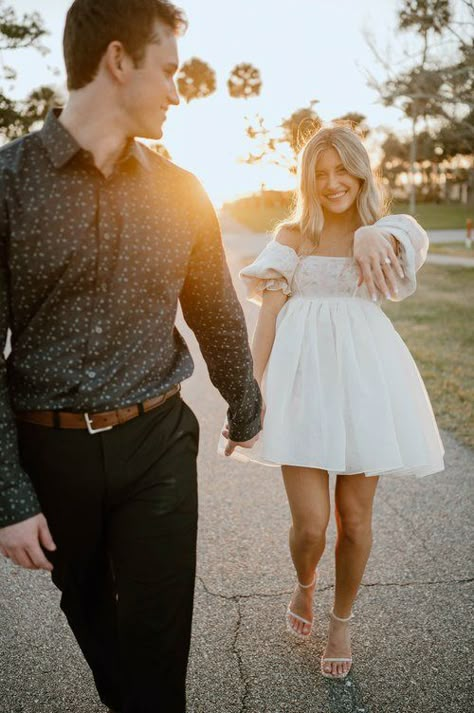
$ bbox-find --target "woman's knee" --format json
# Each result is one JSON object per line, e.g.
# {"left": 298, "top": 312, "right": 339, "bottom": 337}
{"left": 293, "top": 521, "right": 328, "bottom": 548}
{"left": 337, "top": 513, "right": 372, "bottom": 543}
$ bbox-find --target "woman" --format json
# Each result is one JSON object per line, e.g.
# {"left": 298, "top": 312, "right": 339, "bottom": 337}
{"left": 220, "top": 126, "right": 444, "bottom": 679}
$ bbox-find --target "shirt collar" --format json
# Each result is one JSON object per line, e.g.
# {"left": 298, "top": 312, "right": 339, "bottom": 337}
{"left": 40, "top": 108, "right": 151, "bottom": 172}
{"left": 119, "top": 137, "right": 151, "bottom": 171}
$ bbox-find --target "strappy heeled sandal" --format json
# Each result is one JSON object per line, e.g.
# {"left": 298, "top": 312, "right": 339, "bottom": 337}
{"left": 320, "top": 609, "right": 353, "bottom": 679}
{"left": 286, "top": 570, "right": 318, "bottom": 640}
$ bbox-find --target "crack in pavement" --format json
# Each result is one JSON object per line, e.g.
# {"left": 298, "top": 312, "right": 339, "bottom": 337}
{"left": 231, "top": 599, "right": 250, "bottom": 713}
{"left": 197, "top": 575, "right": 473, "bottom": 601}
{"left": 197, "top": 574, "right": 472, "bottom": 711}
{"left": 360, "top": 576, "right": 473, "bottom": 588}
{"left": 196, "top": 575, "right": 472, "bottom": 713}
{"left": 196, "top": 576, "right": 251, "bottom": 713}
{"left": 197, "top": 575, "right": 292, "bottom": 601}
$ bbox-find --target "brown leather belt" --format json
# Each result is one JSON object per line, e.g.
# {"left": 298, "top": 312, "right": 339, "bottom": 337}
{"left": 16, "top": 384, "right": 181, "bottom": 434}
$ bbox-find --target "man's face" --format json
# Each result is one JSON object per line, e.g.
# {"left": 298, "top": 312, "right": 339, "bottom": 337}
{"left": 123, "top": 21, "right": 180, "bottom": 140}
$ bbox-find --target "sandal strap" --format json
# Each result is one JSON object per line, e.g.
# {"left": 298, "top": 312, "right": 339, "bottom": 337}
{"left": 297, "top": 570, "right": 318, "bottom": 589}
{"left": 330, "top": 609, "right": 353, "bottom": 623}
{"left": 321, "top": 657, "right": 352, "bottom": 663}
{"left": 287, "top": 608, "right": 312, "bottom": 626}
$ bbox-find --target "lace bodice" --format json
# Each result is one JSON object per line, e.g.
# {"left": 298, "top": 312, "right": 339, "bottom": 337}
{"left": 240, "top": 242, "right": 374, "bottom": 304}
{"left": 292, "top": 255, "right": 365, "bottom": 300}
{"left": 240, "top": 213, "right": 430, "bottom": 305}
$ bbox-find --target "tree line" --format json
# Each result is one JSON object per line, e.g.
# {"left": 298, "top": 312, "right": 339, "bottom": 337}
{"left": 1, "top": 0, "right": 472, "bottom": 207}
{"left": 0, "top": 1, "right": 264, "bottom": 139}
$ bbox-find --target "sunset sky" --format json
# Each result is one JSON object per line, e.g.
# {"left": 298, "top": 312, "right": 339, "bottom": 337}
{"left": 8, "top": 0, "right": 456, "bottom": 204}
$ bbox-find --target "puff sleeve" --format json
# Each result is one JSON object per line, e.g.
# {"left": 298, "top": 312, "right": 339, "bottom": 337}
{"left": 373, "top": 214, "right": 429, "bottom": 301}
{"left": 239, "top": 241, "right": 299, "bottom": 305}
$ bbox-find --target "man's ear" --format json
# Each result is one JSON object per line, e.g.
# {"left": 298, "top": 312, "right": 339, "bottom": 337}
{"left": 103, "top": 41, "right": 131, "bottom": 84}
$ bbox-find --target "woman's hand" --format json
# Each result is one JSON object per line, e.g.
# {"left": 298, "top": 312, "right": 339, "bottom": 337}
{"left": 354, "top": 226, "right": 404, "bottom": 301}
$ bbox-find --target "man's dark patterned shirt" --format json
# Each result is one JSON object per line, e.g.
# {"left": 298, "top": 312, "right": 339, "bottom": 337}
{"left": 0, "top": 109, "right": 261, "bottom": 527}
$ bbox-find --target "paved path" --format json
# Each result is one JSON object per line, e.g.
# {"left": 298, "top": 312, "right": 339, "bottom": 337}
{"left": 0, "top": 228, "right": 472, "bottom": 713}
{"left": 425, "top": 253, "right": 474, "bottom": 267}
{"left": 428, "top": 229, "right": 469, "bottom": 244}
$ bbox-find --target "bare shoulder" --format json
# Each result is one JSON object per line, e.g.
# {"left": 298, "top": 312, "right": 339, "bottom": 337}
{"left": 273, "top": 225, "right": 302, "bottom": 252}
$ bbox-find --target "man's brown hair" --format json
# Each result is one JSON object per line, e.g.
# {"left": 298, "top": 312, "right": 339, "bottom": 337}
{"left": 63, "top": 0, "right": 187, "bottom": 90}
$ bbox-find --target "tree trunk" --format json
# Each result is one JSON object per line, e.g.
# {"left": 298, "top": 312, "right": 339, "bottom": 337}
{"left": 409, "top": 117, "right": 417, "bottom": 215}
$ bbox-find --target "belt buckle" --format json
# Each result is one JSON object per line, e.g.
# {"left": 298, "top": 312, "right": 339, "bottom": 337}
{"left": 84, "top": 412, "right": 113, "bottom": 435}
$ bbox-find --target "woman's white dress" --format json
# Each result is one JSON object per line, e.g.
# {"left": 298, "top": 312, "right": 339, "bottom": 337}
{"left": 220, "top": 215, "right": 444, "bottom": 478}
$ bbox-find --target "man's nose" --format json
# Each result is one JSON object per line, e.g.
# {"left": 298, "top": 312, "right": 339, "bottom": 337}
{"left": 169, "top": 81, "right": 180, "bottom": 106}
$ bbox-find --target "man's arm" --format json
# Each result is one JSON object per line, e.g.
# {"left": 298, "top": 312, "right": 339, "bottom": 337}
{"left": 0, "top": 174, "right": 55, "bottom": 569}
{"left": 179, "top": 178, "right": 262, "bottom": 444}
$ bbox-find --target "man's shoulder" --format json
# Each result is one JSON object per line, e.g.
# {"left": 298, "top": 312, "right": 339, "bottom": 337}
{"left": 139, "top": 143, "right": 202, "bottom": 189}
{"left": 0, "top": 131, "right": 42, "bottom": 173}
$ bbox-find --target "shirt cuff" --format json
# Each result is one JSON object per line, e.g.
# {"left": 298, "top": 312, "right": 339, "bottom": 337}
{"left": 227, "top": 410, "right": 262, "bottom": 443}
{"left": 0, "top": 473, "right": 42, "bottom": 528}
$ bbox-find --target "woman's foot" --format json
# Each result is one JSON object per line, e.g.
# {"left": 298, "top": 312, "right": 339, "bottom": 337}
{"left": 321, "top": 610, "right": 353, "bottom": 678}
{"left": 286, "top": 571, "right": 317, "bottom": 638}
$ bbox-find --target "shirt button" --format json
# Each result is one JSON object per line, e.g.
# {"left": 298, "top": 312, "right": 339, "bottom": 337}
{"left": 86, "top": 370, "right": 96, "bottom": 379}
{"left": 95, "top": 326, "right": 103, "bottom": 334}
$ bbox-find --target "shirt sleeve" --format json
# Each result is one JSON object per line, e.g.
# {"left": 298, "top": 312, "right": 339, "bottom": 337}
{"left": 179, "top": 178, "right": 262, "bottom": 442}
{"left": 0, "top": 173, "right": 41, "bottom": 527}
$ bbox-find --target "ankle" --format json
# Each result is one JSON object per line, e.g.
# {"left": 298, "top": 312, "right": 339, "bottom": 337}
{"left": 296, "top": 569, "right": 318, "bottom": 590}
{"left": 331, "top": 607, "right": 353, "bottom": 622}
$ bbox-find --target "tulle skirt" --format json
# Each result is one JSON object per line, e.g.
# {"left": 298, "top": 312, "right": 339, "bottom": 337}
{"left": 219, "top": 297, "right": 444, "bottom": 477}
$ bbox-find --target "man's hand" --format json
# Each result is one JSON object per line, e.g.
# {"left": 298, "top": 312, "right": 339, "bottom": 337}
{"left": 221, "top": 423, "right": 260, "bottom": 457}
{"left": 221, "top": 399, "right": 265, "bottom": 456}
{"left": 0, "top": 513, "right": 56, "bottom": 571}
{"left": 354, "top": 226, "right": 404, "bottom": 301}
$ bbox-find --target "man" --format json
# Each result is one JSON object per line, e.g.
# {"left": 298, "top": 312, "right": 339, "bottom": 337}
{"left": 0, "top": 1, "right": 260, "bottom": 711}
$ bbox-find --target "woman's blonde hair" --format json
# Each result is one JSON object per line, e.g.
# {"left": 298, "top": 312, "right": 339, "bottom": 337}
{"left": 279, "top": 125, "right": 388, "bottom": 245}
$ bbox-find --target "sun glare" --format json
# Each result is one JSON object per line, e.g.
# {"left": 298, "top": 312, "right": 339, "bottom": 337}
{"left": 163, "top": 94, "right": 294, "bottom": 207}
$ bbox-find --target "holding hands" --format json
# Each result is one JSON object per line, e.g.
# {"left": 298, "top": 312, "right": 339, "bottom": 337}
{"left": 221, "top": 400, "right": 265, "bottom": 457}
{"left": 221, "top": 427, "right": 259, "bottom": 456}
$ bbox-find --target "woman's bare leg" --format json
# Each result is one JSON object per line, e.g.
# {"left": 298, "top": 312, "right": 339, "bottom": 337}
{"left": 282, "top": 466, "right": 330, "bottom": 635}
{"left": 322, "top": 473, "right": 379, "bottom": 676}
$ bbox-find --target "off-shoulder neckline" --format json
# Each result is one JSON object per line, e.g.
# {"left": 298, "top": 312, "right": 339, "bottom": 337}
{"left": 269, "top": 240, "right": 353, "bottom": 261}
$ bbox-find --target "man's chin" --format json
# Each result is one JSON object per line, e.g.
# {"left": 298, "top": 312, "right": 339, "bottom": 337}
{"left": 136, "top": 125, "right": 163, "bottom": 141}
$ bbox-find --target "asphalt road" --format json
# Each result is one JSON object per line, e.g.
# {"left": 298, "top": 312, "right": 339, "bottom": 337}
{"left": 0, "top": 232, "right": 472, "bottom": 713}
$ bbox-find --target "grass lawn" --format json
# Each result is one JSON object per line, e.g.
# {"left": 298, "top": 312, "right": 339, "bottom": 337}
{"left": 225, "top": 200, "right": 473, "bottom": 233}
{"left": 383, "top": 264, "right": 474, "bottom": 450}
{"left": 392, "top": 202, "right": 473, "bottom": 230}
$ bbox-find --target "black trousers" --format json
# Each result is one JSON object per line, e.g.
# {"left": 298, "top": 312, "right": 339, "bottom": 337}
{"left": 17, "top": 393, "right": 199, "bottom": 713}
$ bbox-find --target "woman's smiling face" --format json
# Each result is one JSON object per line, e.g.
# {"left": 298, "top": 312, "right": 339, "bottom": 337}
{"left": 315, "top": 147, "right": 361, "bottom": 215}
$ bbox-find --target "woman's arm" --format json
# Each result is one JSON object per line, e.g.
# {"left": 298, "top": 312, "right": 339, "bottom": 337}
{"left": 251, "top": 288, "right": 288, "bottom": 387}
{"left": 220, "top": 286, "right": 287, "bottom": 449}
{"left": 243, "top": 226, "right": 300, "bottom": 385}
